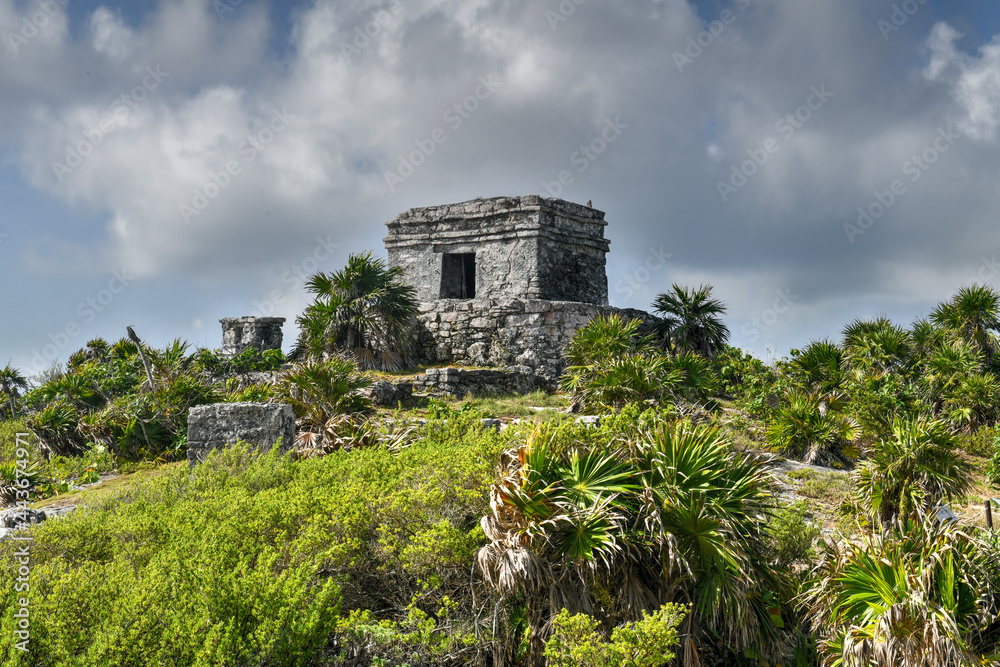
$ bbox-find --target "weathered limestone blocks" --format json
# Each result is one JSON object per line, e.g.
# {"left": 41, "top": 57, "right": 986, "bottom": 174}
{"left": 412, "top": 366, "right": 544, "bottom": 398}
{"left": 219, "top": 317, "right": 285, "bottom": 357}
{"left": 414, "top": 299, "right": 659, "bottom": 386}
{"left": 385, "top": 195, "right": 610, "bottom": 305}
{"left": 187, "top": 402, "right": 295, "bottom": 467}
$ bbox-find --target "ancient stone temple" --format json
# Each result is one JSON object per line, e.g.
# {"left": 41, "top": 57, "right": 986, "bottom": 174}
{"left": 384, "top": 195, "right": 657, "bottom": 386}
{"left": 385, "top": 195, "right": 610, "bottom": 304}
{"left": 219, "top": 317, "right": 285, "bottom": 357}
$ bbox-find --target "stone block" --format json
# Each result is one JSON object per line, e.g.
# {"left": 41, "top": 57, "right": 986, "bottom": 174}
{"left": 187, "top": 402, "right": 295, "bottom": 468}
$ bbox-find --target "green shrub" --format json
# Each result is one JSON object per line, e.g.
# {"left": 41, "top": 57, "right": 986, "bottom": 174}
{"left": 0, "top": 417, "right": 509, "bottom": 666}
{"left": 961, "top": 424, "right": 1000, "bottom": 457}
{"left": 987, "top": 447, "right": 1000, "bottom": 488}
{"left": 543, "top": 604, "right": 687, "bottom": 667}
{"left": 767, "top": 502, "right": 822, "bottom": 569}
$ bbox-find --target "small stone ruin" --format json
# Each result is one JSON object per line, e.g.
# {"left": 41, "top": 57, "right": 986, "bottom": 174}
{"left": 384, "top": 195, "right": 660, "bottom": 386}
{"left": 219, "top": 316, "right": 285, "bottom": 357}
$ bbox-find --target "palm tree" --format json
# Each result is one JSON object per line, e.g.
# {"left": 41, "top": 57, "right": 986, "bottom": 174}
{"left": 0, "top": 364, "right": 28, "bottom": 419}
{"left": 930, "top": 284, "right": 1000, "bottom": 363}
{"left": 784, "top": 339, "right": 845, "bottom": 394}
{"left": 477, "top": 420, "right": 785, "bottom": 666}
{"left": 765, "top": 388, "right": 859, "bottom": 465}
{"left": 841, "top": 316, "right": 912, "bottom": 378}
{"left": 293, "top": 252, "right": 418, "bottom": 371}
{"left": 652, "top": 284, "right": 731, "bottom": 358}
{"left": 852, "top": 416, "right": 972, "bottom": 527}
{"left": 802, "top": 515, "right": 995, "bottom": 667}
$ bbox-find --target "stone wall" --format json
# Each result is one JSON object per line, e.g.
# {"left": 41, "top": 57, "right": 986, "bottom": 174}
{"left": 384, "top": 195, "right": 610, "bottom": 305}
{"left": 187, "top": 402, "right": 295, "bottom": 467}
{"left": 414, "top": 298, "right": 660, "bottom": 386}
{"left": 411, "top": 366, "right": 543, "bottom": 397}
{"left": 220, "top": 317, "right": 285, "bottom": 357}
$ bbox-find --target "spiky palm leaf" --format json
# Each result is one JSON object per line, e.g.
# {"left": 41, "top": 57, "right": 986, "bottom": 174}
{"left": 478, "top": 420, "right": 785, "bottom": 666}
{"left": 765, "top": 389, "right": 859, "bottom": 465}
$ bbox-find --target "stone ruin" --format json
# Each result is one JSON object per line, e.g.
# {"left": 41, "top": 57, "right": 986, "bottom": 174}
{"left": 187, "top": 402, "right": 295, "bottom": 468}
{"left": 219, "top": 316, "right": 285, "bottom": 357}
{"left": 385, "top": 195, "right": 659, "bottom": 387}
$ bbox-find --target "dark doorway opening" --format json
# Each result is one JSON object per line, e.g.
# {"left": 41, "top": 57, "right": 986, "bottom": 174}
{"left": 440, "top": 253, "right": 476, "bottom": 299}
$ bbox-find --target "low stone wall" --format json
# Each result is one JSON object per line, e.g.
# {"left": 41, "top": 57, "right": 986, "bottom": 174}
{"left": 414, "top": 299, "right": 660, "bottom": 386}
{"left": 411, "top": 366, "right": 543, "bottom": 397}
{"left": 187, "top": 402, "right": 295, "bottom": 467}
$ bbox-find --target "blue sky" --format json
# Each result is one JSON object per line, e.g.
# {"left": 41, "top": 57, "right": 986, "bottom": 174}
{"left": 3, "top": 0, "right": 1000, "bottom": 375}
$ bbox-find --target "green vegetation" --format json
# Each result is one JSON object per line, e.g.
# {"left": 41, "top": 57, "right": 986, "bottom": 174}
{"left": 292, "top": 252, "right": 419, "bottom": 370}
{"left": 7, "top": 268, "right": 1000, "bottom": 666}
{"left": 543, "top": 604, "right": 686, "bottom": 667}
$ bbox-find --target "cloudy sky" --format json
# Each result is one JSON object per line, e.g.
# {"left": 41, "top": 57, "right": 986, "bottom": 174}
{"left": 1, "top": 0, "right": 999, "bottom": 373}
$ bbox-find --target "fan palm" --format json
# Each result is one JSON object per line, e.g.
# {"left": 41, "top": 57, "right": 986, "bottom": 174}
{"left": 930, "top": 284, "right": 1000, "bottom": 363}
{"left": 851, "top": 416, "right": 972, "bottom": 527}
{"left": 944, "top": 372, "right": 1000, "bottom": 432}
{"left": 477, "top": 420, "right": 784, "bottom": 666}
{"left": 765, "top": 389, "right": 859, "bottom": 465}
{"left": 919, "top": 339, "right": 983, "bottom": 415}
{"left": 275, "top": 356, "right": 373, "bottom": 428}
{"left": 785, "top": 339, "right": 845, "bottom": 394}
{"left": 841, "top": 317, "right": 911, "bottom": 378}
{"left": 0, "top": 364, "right": 28, "bottom": 419}
{"left": 802, "top": 515, "right": 996, "bottom": 667}
{"left": 293, "top": 252, "right": 418, "bottom": 371}
{"left": 652, "top": 284, "right": 731, "bottom": 358}
{"left": 560, "top": 315, "right": 682, "bottom": 411}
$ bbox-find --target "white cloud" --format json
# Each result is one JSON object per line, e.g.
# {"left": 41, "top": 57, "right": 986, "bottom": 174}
{"left": 925, "top": 21, "right": 1000, "bottom": 142}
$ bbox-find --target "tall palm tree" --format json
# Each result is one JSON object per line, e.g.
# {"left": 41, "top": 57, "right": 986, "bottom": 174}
{"left": 293, "top": 252, "right": 418, "bottom": 371}
{"left": 0, "top": 364, "right": 28, "bottom": 419}
{"left": 652, "top": 284, "right": 731, "bottom": 358}
{"left": 852, "top": 416, "right": 972, "bottom": 527}
{"left": 930, "top": 284, "right": 1000, "bottom": 363}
